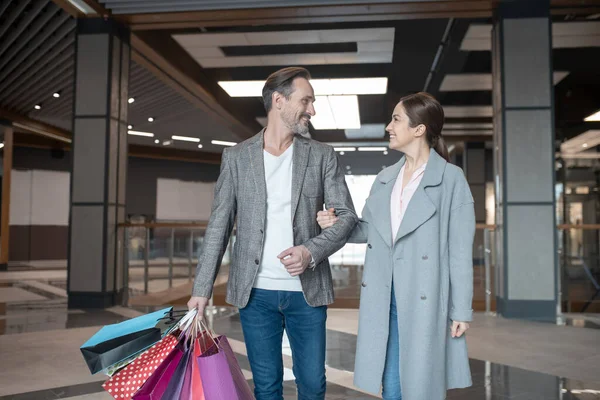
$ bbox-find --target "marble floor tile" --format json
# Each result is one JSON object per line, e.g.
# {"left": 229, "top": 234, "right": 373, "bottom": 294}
{"left": 0, "top": 287, "right": 48, "bottom": 303}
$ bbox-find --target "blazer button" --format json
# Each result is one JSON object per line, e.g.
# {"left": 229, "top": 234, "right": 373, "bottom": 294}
{"left": 422, "top": 255, "right": 428, "bottom": 260}
{"left": 361, "top": 282, "right": 367, "bottom": 287}
{"left": 420, "top": 295, "right": 427, "bottom": 300}
{"left": 255, "top": 259, "right": 259, "bottom": 265}
{"left": 368, "top": 244, "right": 372, "bottom": 249}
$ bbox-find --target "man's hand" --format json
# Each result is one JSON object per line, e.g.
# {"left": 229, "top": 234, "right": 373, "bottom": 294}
{"left": 451, "top": 320, "right": 470, "bottom": 338}
{"left": 187, "top": 296, "right": 209, "bottom": 320}
{"left": 316, "top": 208, "right": 338, "bottom": 229}
{"left": 277, "top": 245, "right": 312, "bottom": 277}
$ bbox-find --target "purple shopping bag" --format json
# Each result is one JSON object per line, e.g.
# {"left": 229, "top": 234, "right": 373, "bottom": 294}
{"left": 197, "top": 335, "right": 254, "bottom": 400}
{"left": 160, "top": 338, "right": 193, "bottom": 400}
{"left": 177, "top": 347, "right": 195, "bottom": 400}
{"left": 132, "top": 340, "right": 184, "bottom": 400}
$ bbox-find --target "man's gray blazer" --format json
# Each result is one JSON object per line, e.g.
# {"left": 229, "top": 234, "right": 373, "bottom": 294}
{"left": 192, "top": 129, "right": 358, "bottom": 308}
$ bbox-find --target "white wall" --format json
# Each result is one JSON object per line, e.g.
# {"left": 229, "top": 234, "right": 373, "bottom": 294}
{"left": 156, "top": 178, "right": 215, "bottom": 221}
{"left": 10, "top": 170, "right": 70, "bottom": 226}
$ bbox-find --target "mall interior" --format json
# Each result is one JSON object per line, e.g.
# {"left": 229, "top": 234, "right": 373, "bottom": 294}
{"left": 0, "top": 0, "right": 600, "bottom": 399}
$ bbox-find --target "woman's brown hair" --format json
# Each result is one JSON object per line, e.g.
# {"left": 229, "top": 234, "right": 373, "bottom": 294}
{"left": 399, "top": 92, "right": 449, "bottom": 162}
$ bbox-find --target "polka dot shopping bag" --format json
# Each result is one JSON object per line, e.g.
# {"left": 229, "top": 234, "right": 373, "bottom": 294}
{"left": 102, "top": 332, "right": 179, "bottom": 399}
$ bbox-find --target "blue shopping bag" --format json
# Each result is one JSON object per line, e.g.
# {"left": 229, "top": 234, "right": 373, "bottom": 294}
{"left": 82, "top": 307, "right": 173, "bottom": 348}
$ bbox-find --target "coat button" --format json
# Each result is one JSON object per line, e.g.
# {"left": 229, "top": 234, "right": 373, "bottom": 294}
{"left": 368, "top": 244, "right": 372, "bottom": 249}
{"left": 361, "top": 282, "right": 367, "bottom": 287}
{"left": 260, "top": 229, "right": 263, "bottom": 234}
{"left": 422, "top": 255, "right": 428, "bottom": 260}
{"left": 420, "top": 295, "right": 427, "bottom": 300}
{"left": 255, "top": 259, "right": 259, "bottom": 265}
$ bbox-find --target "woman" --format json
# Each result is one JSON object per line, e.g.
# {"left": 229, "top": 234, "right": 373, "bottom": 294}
{"left": 317, "top": 92, "right": 474, "bottom": 400}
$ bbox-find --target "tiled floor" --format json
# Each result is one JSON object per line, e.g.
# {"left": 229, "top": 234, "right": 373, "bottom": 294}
{"left": 1, "top": 268, "right": 599, "bottom": 399}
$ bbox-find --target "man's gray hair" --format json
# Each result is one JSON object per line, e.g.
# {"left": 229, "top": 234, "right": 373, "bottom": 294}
{"left": 262, "top": 67, "right": 311, "bottom": 113}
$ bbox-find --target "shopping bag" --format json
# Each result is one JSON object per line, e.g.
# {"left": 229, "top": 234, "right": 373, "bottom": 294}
{"left": 81, "top": 327, "right": 162, "bottom": 375}
{"left": 189, "top": 338, "right": 206, "bottom": 400}
{"left": 163, "top": 317, "right": 213, "bottom": 400}
{"left": 102, "top": 333, "right": 179, "bottom": 400}
{"left": 160, "top": 337, "right": 193, "bottom": 400}
{"left": 83, "top": 308, "right": 173, "bottom": 348}
{"left": 197, "top": 335, "right": 253, "bottom": 400}
{"left": 132, "top": 337, "right": 185, "bottom": 400}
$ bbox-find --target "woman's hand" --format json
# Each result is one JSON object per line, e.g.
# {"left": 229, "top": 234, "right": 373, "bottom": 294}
{"left": 451, "top": 321, "right": 469, "bottom": 338}
{"left": 316, "top": 208, "right": 338, "bottom": 229}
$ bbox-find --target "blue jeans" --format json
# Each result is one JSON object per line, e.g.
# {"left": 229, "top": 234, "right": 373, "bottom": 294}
{"left": 382, "top": 285, "right": 402, "bottom": 400}
{"left": 239, "top": 288, "right": 327, "bottom": 400}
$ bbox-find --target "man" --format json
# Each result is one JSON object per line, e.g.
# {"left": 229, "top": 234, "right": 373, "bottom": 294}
{"left": 188, "top": 67, "right": 358, "bottom": 400}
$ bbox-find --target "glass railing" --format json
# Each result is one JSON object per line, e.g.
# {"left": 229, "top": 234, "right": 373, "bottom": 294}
{"left": 118, "top": 222, "right": 599, "bottom": 315}
{"left": 118, "top": 222, "right": 235, "bottom": 305}
{"left": 557, "top": 224, "right": 600, "bottom": 314}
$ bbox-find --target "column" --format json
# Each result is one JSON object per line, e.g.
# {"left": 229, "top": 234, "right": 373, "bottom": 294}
{"left": 0, "top": 121, "right": 13, "bottom": 271}
{"left": 68, "top": 18, "right": 130, "bottom": 308}
{"left": 464, "top": 142, "right": 487, "bottom": 263}
{"left": 492, "top": 0, "right": 557, "bottom": 321}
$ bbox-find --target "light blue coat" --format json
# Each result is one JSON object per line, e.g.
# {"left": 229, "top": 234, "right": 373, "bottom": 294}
{"left": 351, "top": 149, "right": 475, "bottom": 400}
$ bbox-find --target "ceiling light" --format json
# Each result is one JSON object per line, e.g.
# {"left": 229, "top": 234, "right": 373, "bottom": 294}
{"left": 198, "top": 144, "right": 203, "bottom": 149}
{"left": 347, "top": 171, "right": 352, "bottom": 175}
{"left": 218, "top": 78, "right": 388, "bottom": 97}
{"left": 0, "top": 143, "right": 4, "bottom": 149}
{"left": 561, "top": 130, "right": 600, "bottom": 154}
{"left": 346, "top": 165, "right": 351, "bottom": 170}
{"left": 148, "top": 117, "right": 154, "bottom": 122}
{"left": 340, "top": 152, "right": 345, "bottom": 155}
{"left": 334, "top": 147, "right": 356, "bottom": 152}
{"left": 65, "top": 0, "right": 96, "bottom": 14}
{"left": 383, "top": 150, "right": 389, "bottom": 155}
{"left": 312, "top": 96, "right": 336, "bottom": 130}
{"left": 329, "top": 95, "right": 360, "bottom": 129}
{"left": 127, "top": 130, "right": 154, "bottom": 137}
{"left": 154, "top": 139, "right": 160, "bottom": 144}
{"left": 163, "top": 140, "right": 172, "bottom": 146}
{"left": 53, "top": 92, "right": 60, "bottom": 98}
{"left": 128, "top": 97, "right": 135, "bottom": 104}
{"left": 345, "top": 124, "right": 386, "bottom": 139}
{"left": 312, "top": 95, "right": 360, "bottom": 130}
{"left": 218, "top": 81, "right": 265, "bottom": 97}
{"left": 212, "top": 140, "right": 237, "bottom": 147}
{"left": 34, "top": 104, "right": 41, "bottom": 110}
{"left": 358, "top": 147, "right": 388, "bottom": 152}
{"left": 128, "top": 125, "right": 133, "bottom": 129}
{"left": 584, "top": 110, "right": 600, "bottom": 122}
{"left": 311, "top": 78, "right": 388, "bottom": 96}
{"left": 172, "top": 135, "right": 201, "bottom": 142}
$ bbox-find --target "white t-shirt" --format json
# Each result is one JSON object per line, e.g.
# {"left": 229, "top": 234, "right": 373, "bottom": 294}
{"left": 253, "top": 143, "right": 303, "bottom": 292}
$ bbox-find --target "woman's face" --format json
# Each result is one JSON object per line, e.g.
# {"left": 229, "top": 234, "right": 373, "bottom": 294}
{"left": 386, "top": 102, "right": 421, "bottom": 152}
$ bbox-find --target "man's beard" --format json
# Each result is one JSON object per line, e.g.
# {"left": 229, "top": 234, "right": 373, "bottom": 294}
{"left": 283, "top": 108, "right": 310, "bottom": 136}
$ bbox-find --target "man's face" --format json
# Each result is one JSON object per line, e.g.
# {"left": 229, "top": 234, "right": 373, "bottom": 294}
{"left": 280, "top": 77, "right": 316, "bottom": 136}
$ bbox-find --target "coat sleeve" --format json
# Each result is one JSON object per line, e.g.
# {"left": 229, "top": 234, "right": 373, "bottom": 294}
{"left": 303, "top": 147, "right": 359, "bottom": 264}
{"left": 448, "top": 173, "right": 475, "bottom": 322}
{"left": 192, "top": 148, "right": 237, "bottom": 298}
{"left": 345, "top": 203, "right": 371, "bottom": 243}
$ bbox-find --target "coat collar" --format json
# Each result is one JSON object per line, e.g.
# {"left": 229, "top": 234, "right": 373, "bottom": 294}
{"left": 377, "top": 147, "right": 446, "bottom": 188}
{"left": 368, "top": 148, "right": 447, "bottom": 247}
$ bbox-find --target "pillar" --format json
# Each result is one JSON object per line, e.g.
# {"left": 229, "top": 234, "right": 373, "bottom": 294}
{"left": 492, "top": 0, "right": 557, "bottom": 321}
{"left": 68, "top": 18, "right": 129, "bottom": 308}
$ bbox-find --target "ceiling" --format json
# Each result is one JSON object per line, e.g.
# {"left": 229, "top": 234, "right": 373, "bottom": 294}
{"left": 1, "top": 0, "right": 600, "bottom": 172}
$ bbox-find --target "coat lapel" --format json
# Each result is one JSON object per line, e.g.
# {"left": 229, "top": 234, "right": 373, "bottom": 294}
{"left": 366, "top": 158, "right": 405, "bottom": 248}
{"left": 291, "top": 135, "right": 310, "bottom": 220}
{"left": 394, "top": 148, "right": 446, "bottom": 245}
{"left": 248, "top": 130, "right": 267, "bottom": 202}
